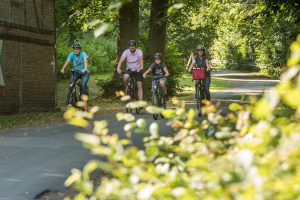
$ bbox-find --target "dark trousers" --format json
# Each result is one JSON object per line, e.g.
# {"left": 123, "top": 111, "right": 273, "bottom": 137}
{"left": 195, "top": 75, "right": 211, "bottom": 101}
{"left": 70, "top": 71, "right": 90, "bottom": 95}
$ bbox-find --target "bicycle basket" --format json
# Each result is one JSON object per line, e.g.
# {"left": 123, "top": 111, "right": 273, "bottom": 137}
{"left": 192, "top": 68, "right": 206, "bottom": 80}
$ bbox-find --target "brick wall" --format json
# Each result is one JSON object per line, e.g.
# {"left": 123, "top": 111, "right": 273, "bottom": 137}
{"left": 0, "top": 0, "right": 56, "bottom": 113}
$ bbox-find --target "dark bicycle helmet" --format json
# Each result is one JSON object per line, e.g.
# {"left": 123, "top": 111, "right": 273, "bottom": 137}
{"left": 72, "top": 42, "right": 81, "bottom": 49}
{"left": 196, "top": 44, "right": 205, "bottom": 50}
{"left": 128, "top": 40, "right": 137, "bottom": 46}
{"left": 154, "top": 53, "right": 163, "bottom": 60}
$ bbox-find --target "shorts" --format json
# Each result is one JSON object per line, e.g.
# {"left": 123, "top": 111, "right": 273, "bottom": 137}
{"left": 152, "top": 77, "right": 167, "bottom": 91}
{"left": 125, "top": 69, "right": 143, "bottom": 82}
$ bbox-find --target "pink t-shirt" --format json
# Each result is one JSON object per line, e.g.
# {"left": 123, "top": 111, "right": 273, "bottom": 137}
{"left": 122, "top": 49, "right": 143, "bottom": 71}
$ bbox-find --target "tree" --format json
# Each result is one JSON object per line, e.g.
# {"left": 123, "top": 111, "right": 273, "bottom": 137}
{"left": 117, "top": 0, "right": 140, "bottom": 58}
{"left": 147, "top": 0, "right": 169, "bottom": 57}
{"left": 102, "top": 0, "right": 140, "bottom": 97}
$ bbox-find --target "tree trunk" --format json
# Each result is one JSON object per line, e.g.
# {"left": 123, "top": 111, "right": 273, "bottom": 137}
{"left": 102, "top": 0, "right": 139, "bottom": 97}
{"left": 147, "top": 0, "right": 168, "bottom": 57}
{"left": 117, "top": 0, "right": 139, "bottom": 58}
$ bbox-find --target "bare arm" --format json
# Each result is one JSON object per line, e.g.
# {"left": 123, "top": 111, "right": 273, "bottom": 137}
{"left": 205, "top": 59, "right": 211, "bottom": 71}
{"left": 80, "top": 59, "right": 88, "bottom": 73}
{"left": 188, "top": 60, "right": 196, "bottom": 72}
{"left": 60, "top": 60, "right": 70, "bottom": 73}
{"left": 84, "top": 59, "right": 88, "bottom": 70}
{"left": 186, "top": 53, "right": 194, "bottom": 68}
{"left": 164, "top": 68, "right": 170, "bottom": 76}
{"left": 139, "top": 56, "right": 144, "bottom": 71}
{"left": 117, "top": 56, "right": 126, "bottom": 73}
{"left": 143, "top": 68, "right": 152, "bottom": 78}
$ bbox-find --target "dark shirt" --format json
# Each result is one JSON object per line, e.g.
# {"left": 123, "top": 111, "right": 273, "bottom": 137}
{"left": 194, "top": 55, "right": 210, "bottom": 76}
{"left": 150, "top": 62, "right": 167, "bottom": 76}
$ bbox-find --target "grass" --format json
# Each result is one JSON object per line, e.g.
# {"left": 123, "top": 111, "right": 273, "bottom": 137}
{"left": 0, "top": 72, "right": 125, "bottom": 130}
{"left": 178, "top": 73, "right": 232, "bottom": 98}
{"left": 56, "top": 72, "right": 117, "bottom": 109}
{"left": 0, "top": 112, "right": 63, "bottom": 129}
{"left": 0, "top": 70, "right": 234, "bottom": 129}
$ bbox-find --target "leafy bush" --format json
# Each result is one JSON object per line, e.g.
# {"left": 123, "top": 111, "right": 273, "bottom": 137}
{"left": 56, "top": 32, "right": 116, "bottom": 74}
{"left": 64, "top": 36, "right": 300, "bottom": 199}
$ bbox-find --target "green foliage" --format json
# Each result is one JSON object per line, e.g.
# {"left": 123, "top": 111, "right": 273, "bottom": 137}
{"left": 166, "top": 0, "right": 300, "bottom": 76}
{"left": 56, "top": 33, "right": 116, "bottom": 73}
{"left": 164, "top": 41, "right": 186, "bottom": 95}
{"left": 64, "top": 36, "right": 300, "bottom": 199}
{"left": 55, "top": 0, "right": 117, "bottom": 43}
{"left": 210, "top": 0, "right": 299, "bottom": 75}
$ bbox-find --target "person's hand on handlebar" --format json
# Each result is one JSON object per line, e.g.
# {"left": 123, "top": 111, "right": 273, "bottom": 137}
{"left": 117, "top": 68, "right": 122, "bottom": 74}
{"left": 60, "top": 69, "right": 65, "bottom": 74}
{"left": 142, "top": 73, "right": 147, "bottom": 79}
{"left": 81, "top": 69, "right": 86, "bottom": 74}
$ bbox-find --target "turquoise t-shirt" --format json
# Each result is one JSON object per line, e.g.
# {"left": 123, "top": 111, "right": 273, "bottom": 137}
{"left": 67, "top": 51, "right": 89, "bottom": 72}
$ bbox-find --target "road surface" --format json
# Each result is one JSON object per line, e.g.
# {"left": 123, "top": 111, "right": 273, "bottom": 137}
{"left": 0, "top": 70, "right": 279, "bottom": 199}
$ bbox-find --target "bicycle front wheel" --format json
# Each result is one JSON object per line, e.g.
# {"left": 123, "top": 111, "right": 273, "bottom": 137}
{"left": 152, "top": 92, "right": 159, "bottom": 120}
{"left": 125, "top": 86, "right": 132, "bottom": 113}
{"left": 66, "top": 88, "right": 77, "bottom": 107}
{"left": 196, "top": 83, "right": 202, "bottom": 117}
{"left": 160, "top": 92, "right": 166, "bottom": 118}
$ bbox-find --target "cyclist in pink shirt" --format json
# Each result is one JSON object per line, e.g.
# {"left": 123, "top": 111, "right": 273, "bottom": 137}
{"left": 117, "top": 40, "right": 144, "bottom": 100}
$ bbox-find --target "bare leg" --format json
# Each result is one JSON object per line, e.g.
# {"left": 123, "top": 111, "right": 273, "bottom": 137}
{"left": 137, "top": 81, "right": 143, "bottom": 100}
{"left": 159, "top": 80, "right": 167, "bottom": 96}
{"left": 123, "top": 74, "right": 129, "bottom": 91}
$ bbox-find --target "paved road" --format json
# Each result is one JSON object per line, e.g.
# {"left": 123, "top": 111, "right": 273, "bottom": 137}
{"left": 0, "top": 113, "right": 171, "bottom": 200}
{"left": 0, "top": 70, "right": 279, "bottom": 200}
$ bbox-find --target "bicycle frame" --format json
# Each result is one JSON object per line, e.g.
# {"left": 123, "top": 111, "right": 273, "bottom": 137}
{"left": 66, "top": 71, "right": 83, "bottom": 106}
{"left": 151, "top": 76, "right": 166, "bottom": 120}
{"left": 124, "top": 71, "right": 141, "bottom": 114}
{"left": 195, "top": 79, "right": 205, "bottom": 117}
{"left": 152, "top": 79, "right": 163, "bottom": 105}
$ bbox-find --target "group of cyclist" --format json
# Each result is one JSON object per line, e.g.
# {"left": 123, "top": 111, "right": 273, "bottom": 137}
{"left": 60, "top": 40, "right": 211, "bottom": 106}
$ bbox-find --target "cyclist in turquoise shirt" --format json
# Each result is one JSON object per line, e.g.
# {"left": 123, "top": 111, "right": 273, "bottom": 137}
{"left": 60, "top": 42, "right": 90, "bottom": 95}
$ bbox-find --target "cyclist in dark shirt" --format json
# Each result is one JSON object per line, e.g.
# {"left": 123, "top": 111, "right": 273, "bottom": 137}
{"left": 188, "top": 45, "right": 211, "bottom": 101}
{"left": 143, "top": 53, "right": 170, "bottom": 97}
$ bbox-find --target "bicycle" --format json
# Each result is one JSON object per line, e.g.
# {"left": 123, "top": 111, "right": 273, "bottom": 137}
{"left": 66, "top": 70, "right": 87, "bottom": 107}
{"left": 192, "top": 68, "right": 206, "bottom": 117}
{"left": 151, "top": 75, "right": 167, "bottom": 120}
{"left": 124, "top": 70, "right": 142, "bottom": 114}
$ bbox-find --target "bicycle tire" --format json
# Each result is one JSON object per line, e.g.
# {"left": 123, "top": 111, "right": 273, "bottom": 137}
{"left": 133, "top": 81, "right": 141, "bottom": 114}
{"left": 160, "top": 91, "right": 166, "bottom": 118}
{"left": 66, "top": 90, "right": 72, "bottom": 106}
{"left": 66, "top": 87, "right": 77, "bottom": 107}
{"left": 125, "top": 86, "right": 133, "bottom": 113}
{"left": 196, "top": 81, "right": 202, "bottom": 117}
{"left": 152, "top": 92, "right": 159, "bottom": 120}
{"left": 135, "top": 108, "right": 141, "bottom": 114}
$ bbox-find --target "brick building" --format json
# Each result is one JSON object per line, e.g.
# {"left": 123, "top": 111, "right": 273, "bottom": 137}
{"left": 0, "top": 0, "right": 56, "bottom": 113}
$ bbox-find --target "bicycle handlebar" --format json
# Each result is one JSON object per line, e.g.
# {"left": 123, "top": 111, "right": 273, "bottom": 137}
{"left": 71, "top": 70, "right": 86, "bottom": 75}
{"left": 150, "top": 75, "right": 166, "bottom": 80}
{"left": 119, "top": 69, "right": 142, "bottom": 74}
